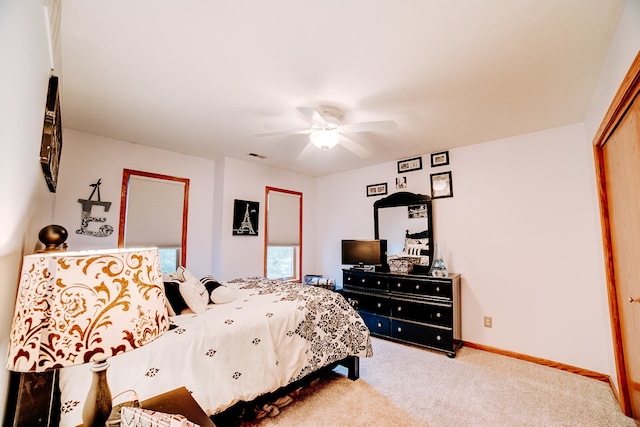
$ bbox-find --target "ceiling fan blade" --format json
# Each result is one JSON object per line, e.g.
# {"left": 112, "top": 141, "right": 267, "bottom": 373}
{"left": 296, "top": 142, "right": 316, "bottom": 160}
{"left": 339, "top": 136, "right": 372, "bottom": 158}
{"left": 297, "top": 106, "right": 326, "bottom": 125}
{"left": 342, "top": 120, "right": 397, "bottom": 133}
{"left": 255, "top": 128, "right": 311, "bottom": 137}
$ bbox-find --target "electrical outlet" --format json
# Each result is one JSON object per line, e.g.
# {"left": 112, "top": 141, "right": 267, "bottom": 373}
{"left": 484, "top": 316, "right": 492, "bottom": 328}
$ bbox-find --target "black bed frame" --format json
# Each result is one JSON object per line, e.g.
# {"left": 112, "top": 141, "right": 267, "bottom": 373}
{"left": 212, "top": 356, "right": 359, "bottom": 425}
{"left": 3, "top": 356, "right": 359, "bottom": 426}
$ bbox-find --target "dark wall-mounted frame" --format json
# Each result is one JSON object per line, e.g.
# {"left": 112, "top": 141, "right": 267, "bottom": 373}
{"left": 397, "top": 157, "right": 422, "bottom": 173}
{"left": 430, "top": 171, "right": 453, "bottom": 199}
{"left": 430, "top": 151, "right": 449, "bottom": 167}
{"left": 40, "top": 75, "right": 63, "bottom": 192}
{"left": 366, "top": 183, "right": 388, "bottom": 197}
{"left": 233, "top": 199, "right": 260, "bottom": 235}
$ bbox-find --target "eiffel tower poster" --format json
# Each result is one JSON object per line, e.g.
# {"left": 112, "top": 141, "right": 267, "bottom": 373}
{"left": 233, "top": 199, "right": 259, "bottom": 236}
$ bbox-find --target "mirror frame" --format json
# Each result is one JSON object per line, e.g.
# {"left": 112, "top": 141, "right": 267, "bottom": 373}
{"left": 373, "top": 191, "right": 433, "bottom": 268}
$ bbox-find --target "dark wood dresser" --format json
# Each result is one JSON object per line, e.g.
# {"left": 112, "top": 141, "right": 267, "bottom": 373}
{"left": 342, "top": 269, "right": 461, "bottom": 358}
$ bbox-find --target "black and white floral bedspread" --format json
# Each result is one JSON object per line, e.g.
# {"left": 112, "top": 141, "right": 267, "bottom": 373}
{"left": 58, "top": 277, "right": 373, "bottom": 426}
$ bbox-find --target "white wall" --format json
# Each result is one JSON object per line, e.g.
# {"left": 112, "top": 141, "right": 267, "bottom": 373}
{"left": 317, "top": 123, "right": 612, "bottom": 374}
{"left": 0, "top": 0, "right": 59, "bottom": 421}
{"left": 53, "top": 130, "right": 216, "bottom": 278}
{"left": 316, "top": 1, "right": 640, "bottom": 380}
{"left": 52, "top": 139, "right": 319, "bottom": 283}
{"left": 212, "top": 157, "right": 316, "bottom": 281}
{"left": 585, "top": 0, "right": 640, "bottom": 140}
{"left": 317, "top": 124, "right": 610, "bottom": 372}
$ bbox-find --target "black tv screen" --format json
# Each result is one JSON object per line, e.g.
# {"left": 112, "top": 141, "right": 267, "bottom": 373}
{"left": 341, "top": 239, "right": 387, "bottom": 267}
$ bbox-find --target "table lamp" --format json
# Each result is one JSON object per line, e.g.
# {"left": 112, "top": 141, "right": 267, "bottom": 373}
{"left": 5, "top": 247, "right": 170, "bottom": 427}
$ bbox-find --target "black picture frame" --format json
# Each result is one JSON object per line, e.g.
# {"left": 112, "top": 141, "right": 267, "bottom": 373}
{"left": 430, "top": 171, "right": 453, "bottom": 199}
{"left": 397, "top": 157, "right": 422, "bottom": 173}
{"left": 430, "top": 151, "right": 449, "bottom": 167}
{"left": 40, "top": 75, "right": 62, "bottom": 193}
{"left": 232, "top": 199, "right": 259, "bottom": 235}
{"left": 366, "top": 183, "right": 388, "bottom": 197}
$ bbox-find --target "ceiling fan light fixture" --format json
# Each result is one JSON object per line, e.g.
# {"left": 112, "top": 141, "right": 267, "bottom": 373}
{"left": 310, "top": 129, "right": 340, "bottom": 150}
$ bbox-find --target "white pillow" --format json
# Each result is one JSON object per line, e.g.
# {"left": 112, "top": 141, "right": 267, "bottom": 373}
{"left": 176, "top": 268, "right": 209, "bottom": 314}
{"left": 210, "top": 286, "right": 235, "bottom": 304}
{"left": 200, "top": 275, "right": 235, "bottom": 304}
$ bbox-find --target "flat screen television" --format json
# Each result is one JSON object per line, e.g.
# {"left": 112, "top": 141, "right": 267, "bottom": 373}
{"left": 341, "top": 239, "right": 387, "bottom": 268}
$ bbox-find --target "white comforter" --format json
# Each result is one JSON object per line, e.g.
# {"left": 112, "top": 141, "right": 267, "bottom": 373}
{"left": 58, "top": 278, "right": 372, "bottom": 426}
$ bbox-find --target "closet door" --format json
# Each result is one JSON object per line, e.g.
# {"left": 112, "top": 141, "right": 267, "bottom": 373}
{"left": 595, "top": 52, "right": 640, "bottom": 420}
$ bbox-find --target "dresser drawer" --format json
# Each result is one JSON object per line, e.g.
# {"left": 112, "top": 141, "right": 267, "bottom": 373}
{"left": 391, "top": 298, "right": 452, "bottom": 327}
{"left": 360, "top": 312, "right": 390, "bottom": 336}
{"left": 391, "top": 319, "right": 453, "bottom": 350}
{"left": 343, "top": 271, "right": 388, "bottom": 292}
{"left": 343, "top": 291, "right": 389, "bottom": 315}
{"left": 389, "top": 277, "right": 452, "bottom": 299}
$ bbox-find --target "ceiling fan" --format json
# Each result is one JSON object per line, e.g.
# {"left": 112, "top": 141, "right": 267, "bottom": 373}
{"left": 255, "top": 106, "right": 396, "bottom": 160}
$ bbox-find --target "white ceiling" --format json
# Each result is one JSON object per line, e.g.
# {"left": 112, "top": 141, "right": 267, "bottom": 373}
{"left": 60, "top": 0, "right": 626, "bottom": 177}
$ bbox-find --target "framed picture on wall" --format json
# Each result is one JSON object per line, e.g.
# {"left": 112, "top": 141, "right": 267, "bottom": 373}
{"left": 396, "top": 176, "right": 407, "bottom": 189}
{"left": 233, "top": 199, "right": 259, "bottom": 235}
{"left": 40, "top": 75, "right": 63, "bottom": 193}
{"left": 430, "top": 151, "right": 449, "bottom": 167}
{"left": 366, "top": 183, "right": 388, "bottom": 197}
{"left": 397, "top": 157, "right": 423, "bottom": 173}
{"left": 430, "top": 171, "right": 453, "bottom": 199}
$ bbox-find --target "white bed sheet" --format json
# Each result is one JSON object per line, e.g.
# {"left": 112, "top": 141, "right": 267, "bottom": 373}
{"left": 58, "top": 277, "right": 372, "bottom": 426}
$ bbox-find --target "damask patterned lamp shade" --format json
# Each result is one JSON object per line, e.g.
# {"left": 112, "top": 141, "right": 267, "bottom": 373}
{"left": 5, "top": 247, "right": 170, "bottom": 426}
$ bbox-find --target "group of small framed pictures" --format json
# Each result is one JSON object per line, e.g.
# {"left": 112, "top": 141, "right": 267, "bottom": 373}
{"left": 366, "top": 151, "right": 453, "bottom": 199}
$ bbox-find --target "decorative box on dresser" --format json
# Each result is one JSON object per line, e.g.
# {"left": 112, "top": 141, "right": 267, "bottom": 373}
{"left": 342, "top": 269, "right": 461, "bottom": 358}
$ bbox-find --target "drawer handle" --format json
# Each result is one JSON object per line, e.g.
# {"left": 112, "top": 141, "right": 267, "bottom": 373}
{"left": 361, "top": 279, "right": 366, "bottom": 283}
{"left": 397, "top": 327, "right": 402, "bottom": 332}
{"left": 436, "top": 335, "right": 441, "bottom": 341}
{"left": 415, "top": 285, "right": 420, "bottom": 290}
{"left": 436, "top": 286, "right": 440, "bottom": 292}
{"left": 397, "top": 306, "right": 402, "bottom": 311}
{"left": 397, "top": 283, "right": 401, "bottom": 288}
{"left": 377, "top": 322, "right": 382, "bottom": 328}
{"left": 436, "top": 312, "right": 441, "bottom": 318}
{"left": 377, "top": 303, "right": 382, "bottom": 308}
{"left": 377, "top": 280, "right": 381, "bottom": 285}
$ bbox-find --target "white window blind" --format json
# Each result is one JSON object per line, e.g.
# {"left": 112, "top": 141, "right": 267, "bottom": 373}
{"left": 125, "top": 175, "right": 185, "bottom": 247}
{"left": 267, "top": 192, "right": 300, "bottom": 246}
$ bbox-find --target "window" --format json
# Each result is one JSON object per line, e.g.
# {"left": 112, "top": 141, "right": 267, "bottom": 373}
{"left": 158, "top": 247, "right": 181, "bottom": 273}
{"left": 265, "top": 187, "right": 302, "bottom": 281}
{"left": 119, "top": 169, "right": 189, "bottom": 270}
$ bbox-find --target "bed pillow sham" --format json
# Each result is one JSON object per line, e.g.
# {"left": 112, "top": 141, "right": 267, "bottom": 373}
{"left": 200, "top": 275, "right": 235, "bottom": 304}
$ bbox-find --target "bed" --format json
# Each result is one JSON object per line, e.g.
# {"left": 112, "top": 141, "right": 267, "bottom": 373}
{"left": 57, "top": 276, "right": 373, "bottom": 426}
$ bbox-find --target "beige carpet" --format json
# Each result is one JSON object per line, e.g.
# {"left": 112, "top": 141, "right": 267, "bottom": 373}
{"left": 241, "top": 337, "right": 636, "bottom": 427}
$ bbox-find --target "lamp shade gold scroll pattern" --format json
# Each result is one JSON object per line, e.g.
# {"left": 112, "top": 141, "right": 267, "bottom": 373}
{"left": 6, "top": 247, "right": 169, "bottom": 372}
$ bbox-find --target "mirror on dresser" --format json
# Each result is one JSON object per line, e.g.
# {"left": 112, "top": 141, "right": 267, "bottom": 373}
{"left": 373, "top": 191, "right": 433, "bottom": 273}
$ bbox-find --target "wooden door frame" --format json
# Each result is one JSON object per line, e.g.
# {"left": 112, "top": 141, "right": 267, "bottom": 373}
{"left": 592, "top": 51, "right": 640, "bottom": 416}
